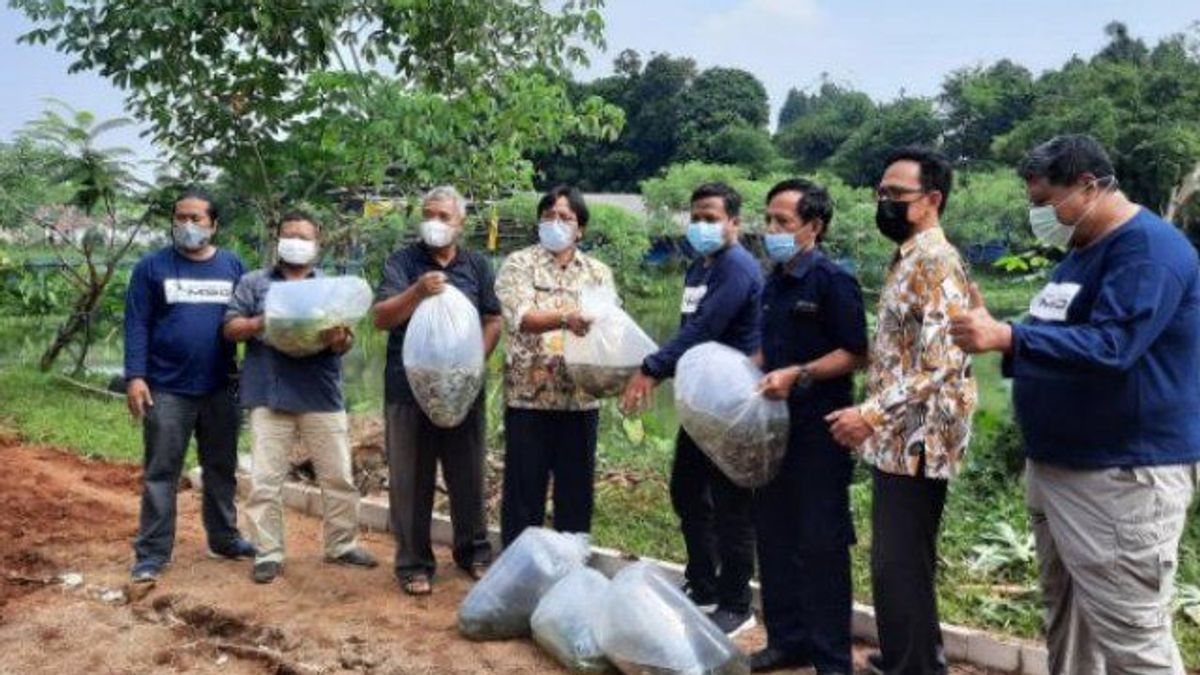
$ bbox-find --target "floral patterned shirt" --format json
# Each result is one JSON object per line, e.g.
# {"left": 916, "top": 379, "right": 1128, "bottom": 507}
{"left": 495, "top": 245, "right": 615, "bottom": 411}
{"left": 860, "top": 227, "right": 977, "bottom": 479}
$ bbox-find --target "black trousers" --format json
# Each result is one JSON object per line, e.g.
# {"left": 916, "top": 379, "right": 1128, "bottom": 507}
{"left": 670, "top": 428, "right": 755, "bottom": 613}
{"left": 871, "top": 467, "right": 949, "bottom": 675}
{"left": 754, "top": 423, "right": 854, "bottom": 673}
{"left": 500, "top": 407, "right": 599, "bottom": 547}
{"left": 385, "top": 400, "right": 491, "bottom": 577}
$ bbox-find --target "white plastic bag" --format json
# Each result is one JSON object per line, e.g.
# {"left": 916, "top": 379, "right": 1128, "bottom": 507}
{"left": 458, "top": 527, "right": 591, "bottom": 641}
{"left": 403, "top": 285, "right": 485, "bottom": 428}
{"left": 531, "top": 567, "right": 614, "bottom": 673}
{"left": 594, "top": 562, "right": 748, "bottom": 675}
{"left": 263, "top": 276, "right": 373, "bottom": 357}
{"left": 674, "top": 342, "right": 789, "bottom": 489}
{"left": 565, "top": 285, "right": 658, "bottom": 398}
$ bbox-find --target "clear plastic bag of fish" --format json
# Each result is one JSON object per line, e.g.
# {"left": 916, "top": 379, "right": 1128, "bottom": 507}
{"left": 458, "top": 527, "right": 591, "bottom": 641}
{"left": 565, "top": 285, "right": 658, "bottom": 398}
{"left": 674, "top": 342, "right": 789, "bottom": 489}
{"left": 403, "top": 285, "right": 485, "bottom": 428}
{"left": 262, "top": 276, "right": 373, "bottom": 357}
{"left": 594, "top": 562, "right": 749, "bottom": 675}
{"left": 531, "top": 567, "right": 615, "bottom": 673}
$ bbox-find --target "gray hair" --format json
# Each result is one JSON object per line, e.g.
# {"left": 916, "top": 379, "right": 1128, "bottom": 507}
{"left": 422, "top": 185, "right": 467, "bottom": 218}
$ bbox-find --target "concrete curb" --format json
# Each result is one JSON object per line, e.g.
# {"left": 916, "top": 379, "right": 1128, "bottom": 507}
{"left": 188, "top": 468, "right": 1049, "bottom": 675}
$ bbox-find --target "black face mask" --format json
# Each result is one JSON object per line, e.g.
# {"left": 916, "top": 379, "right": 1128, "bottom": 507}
{"left": 875, "top": 200, "right": 913, "bottom": 244}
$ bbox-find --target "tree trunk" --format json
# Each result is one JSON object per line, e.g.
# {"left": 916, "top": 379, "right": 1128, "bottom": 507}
{"left": 38, "top": 283, "right": 105, "bottom": 372}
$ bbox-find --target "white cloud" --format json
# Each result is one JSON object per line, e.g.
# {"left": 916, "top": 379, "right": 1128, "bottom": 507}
{"left": 699, "top": 0, "right": 822, "bottom": 34}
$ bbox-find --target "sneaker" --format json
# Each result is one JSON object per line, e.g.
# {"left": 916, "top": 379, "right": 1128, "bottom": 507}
{"left": 252, "top": 561, "right": 283, "bottom": 584}
{"left": 709, "top": 607, "right": 756, "bottom": 637}
{"left": 130, "top": 559, "right": 163, "bottom": 583}
{"left": 681, "top": 581, "right": 718, "bottom": 614}
{"left": 750, "top": 647, "right": 811, "bottom": 673}
{"left": 207, "top": 538, "right": 257, "bottom": 560}
{"left": 325, "top": 548, "right": 379, "bottom": 568}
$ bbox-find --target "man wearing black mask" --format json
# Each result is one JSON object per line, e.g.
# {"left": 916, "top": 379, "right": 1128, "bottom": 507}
{"left": 827, "top": 147, "right": 976, "bottom": 675}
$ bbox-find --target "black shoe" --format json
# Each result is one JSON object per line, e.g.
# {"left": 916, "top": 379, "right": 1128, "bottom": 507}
{"left": 750, "top": 647, "right": 811, "bottom": 672}
{"left": 325, "top": 548, "right": 379, "bottom": 568}
{"left": 867, "top": 651, "right": 885, "bottom": 675}
{"left": 709, "top": 607, "right": 756, "bottom": 637}
{"left": 252, "top": 561, "right": 282, "bottom": 584}
{"left": 681, "top": 581, "right": 718, "bottom": 614}
{"left": 208, "top": 538, "right": 257, "bottom": 560}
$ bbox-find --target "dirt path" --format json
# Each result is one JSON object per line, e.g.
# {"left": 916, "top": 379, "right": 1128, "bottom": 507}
{"left": 0, "top": 440, "right": 994, "bottom": 674}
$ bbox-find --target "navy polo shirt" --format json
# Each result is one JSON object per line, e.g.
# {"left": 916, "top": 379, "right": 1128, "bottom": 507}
{"left": 761, "top": 248, "right": 869, "bottom": 422}
{"left": 376, "top": 243, "right": 501, "bottom": 405}
{"left": 225, "top": 267, "right": 346, "bottom": 413}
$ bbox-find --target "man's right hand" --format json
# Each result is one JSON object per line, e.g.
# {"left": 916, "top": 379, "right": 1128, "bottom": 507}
{"left": 417, "top": 272, "right": 447, "bottom": 298}
{"left": 126, "top": 378, "right": 154, "bottom": 419}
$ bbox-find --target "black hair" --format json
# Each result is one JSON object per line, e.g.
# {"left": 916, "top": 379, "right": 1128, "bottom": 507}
{"left": 275, "top": 209, "right": 322, "bottom": 234}
{"left": 1017, "top": 134, "right": 1117, "bottom": 188}
{"left": 883, "top": 146, "right": 953, "bottom": 214}
{"left": 690, "top": 182, "right": 742, "bottom": 218}
{"left": 174, "top": 187, "right": 221, "bottom": 223}
{"left": 537, "top": 185, "right": 590, "bottom": 228}
{"left": 767, "top": 178, "right": 834, "bottom": 241}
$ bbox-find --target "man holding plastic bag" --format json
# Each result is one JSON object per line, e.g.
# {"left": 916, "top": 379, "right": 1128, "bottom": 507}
{"left": 373, "top": 186, "right": 502, "bottom": 596}
{"left": 224, "top": 211, "right": 377, "bottom": 584}
{"left": 752, "top": 180, "right": 868, "bottom": 674}
{"left": 621, "top": 182, "right": 764, "bottom": 637}
{"left": 494, "top": 186, "right": 617, "bottom": 546}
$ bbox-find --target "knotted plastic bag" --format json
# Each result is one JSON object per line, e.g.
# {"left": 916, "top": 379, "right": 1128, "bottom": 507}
{"left": 674, "top": 342, "right": 789, "bottom": 488}
{"left": 263, "top": 276, "right": 373, "bottom": 357}
{"left": 564, "top": 285, "right": 658, "bottom": 398}
{"left": 403, "top": 286, "right": 485, "bottom": 428}
{"left": 531, "top": 567, "right": 614, "bottom": 673}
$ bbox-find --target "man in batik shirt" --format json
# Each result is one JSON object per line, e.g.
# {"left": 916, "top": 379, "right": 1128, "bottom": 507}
{"left": 827, "top": 147, "right": 976, "bottom": 675}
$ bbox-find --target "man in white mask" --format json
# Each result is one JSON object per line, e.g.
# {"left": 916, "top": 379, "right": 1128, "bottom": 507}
{"left": 952, "top": 135, "right": 1200, "bottom": 674}
{"left": 224, "top": 211, "right": 376, "bottom": 584}
{"left": 373, "top": 186, "right": 503, "bottom": 596}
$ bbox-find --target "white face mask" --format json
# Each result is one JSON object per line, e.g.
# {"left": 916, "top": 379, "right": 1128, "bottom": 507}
{"left": 419, "top": 219, "right": 456, "bottom": 249}
{"left": 1028, "top": 206, "right": 1074, "bottom": 250}
{"left": 277, "top": 237, "right": 318, "bottom": 266}
{"left": 538, "top": 219, "right": 576, "bottom": 254}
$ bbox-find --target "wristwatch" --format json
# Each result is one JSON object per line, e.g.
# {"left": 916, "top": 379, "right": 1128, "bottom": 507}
{"left": 794, "top": 364, "right": 814, "bottom": 392}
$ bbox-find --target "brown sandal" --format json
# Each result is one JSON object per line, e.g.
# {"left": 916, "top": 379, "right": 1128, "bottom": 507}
{"left": 401, "top": 573, "right": 433, "bottom": 596}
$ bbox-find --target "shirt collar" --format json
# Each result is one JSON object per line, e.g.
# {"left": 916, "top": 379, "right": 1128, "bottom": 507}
{"left": 780, "top": 247, "right": 822, "bottom": 280}
{"left": 899, "top": 227, "right": 946, "bottom": 259}
{"left": 536, "top": 245, "right": 584, "bottom": 269}
{"left": 417, "top": 242, "right": 462, "bottom": 269}
{"left": 270, "top": 264, "right": 319, "bottom": 280}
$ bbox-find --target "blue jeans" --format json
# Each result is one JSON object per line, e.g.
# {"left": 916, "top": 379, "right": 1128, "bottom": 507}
{"left": 133, "top": 385, "right": 242, "bottom": 564}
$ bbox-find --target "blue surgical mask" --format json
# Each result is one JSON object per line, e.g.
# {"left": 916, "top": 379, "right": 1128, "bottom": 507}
{"left": 173, "top": 222, "right": 212, "bottom": 252}
{"left": 686, "top": 222, "right": 725, "bottom": 256}
{"left": 764, "top": 232, "right": 798, "bottom": 264}
{"left": 538, "top": 220, "right": 576, "bottom": 254}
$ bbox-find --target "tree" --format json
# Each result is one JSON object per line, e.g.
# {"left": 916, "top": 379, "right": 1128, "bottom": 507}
{"left": 677, "top": 67, "right": 770, "bottom": 160}
{"left": 702, "top": 123, "right": 781, "bottom": 177}
{"left": 940, "top": 59, "right": 1035, "bottom": 162}
{"left": 829, "top": 97, "right": 944, "bottom": 187}
{"left": 774, "top": 80, "right": 875, "bottom": 170}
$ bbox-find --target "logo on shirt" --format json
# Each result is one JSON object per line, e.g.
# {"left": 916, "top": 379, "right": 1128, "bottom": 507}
{"left": 681, "top": 285, "right": 708, "bottom": 314}
{"left": 164, "top": 279, "right": 234, "bottom": 305}
{"left": 1029, "top": 282, "right": 1081, "bottom": 322}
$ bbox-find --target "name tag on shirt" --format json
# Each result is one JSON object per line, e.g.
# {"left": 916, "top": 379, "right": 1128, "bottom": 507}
{"left": 681, "top": 285, "right": 708, "bottom": 314}
{"left": 1029, "top": 282, "right": 1081, "bottom": 322}
{"left": 164, "top": 279, "right": 234, "bottom": 305}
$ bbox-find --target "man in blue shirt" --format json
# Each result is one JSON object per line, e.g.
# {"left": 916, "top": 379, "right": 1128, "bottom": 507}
{"left": 622, "top": 182, "right": 764, "bottom": 637}
{"left": 952, "top": 135, "right": 1200, "bottom": 674}
{"left": 752, "top": 179, "right": 868, "bottom": 674}
{"left": 123, "top": 188, "right": 256, "bottom": 582}
{"left": 224, "top": 211, "right": 378, "bottom": 584}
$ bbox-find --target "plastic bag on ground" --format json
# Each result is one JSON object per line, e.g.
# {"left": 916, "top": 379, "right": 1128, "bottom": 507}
{"left": 565, "top": 285, "right": 658, "bottom": 398}
{"left": 403, "top": 285, "right": 485, "bottom": 428}
{"left": 674, "top": 342, "right": 789, "bottom": 489}
{"left": 531, "top": 567, "right": 615, "bottom": 673}
{"left": 263, "top": 276, "right": 373, "bottom": 357}
{"left": 458, "top": 527, "right": 591, "bottom": 641}
{"left": 594, "top": 562, "right": 749, "bottom": 675}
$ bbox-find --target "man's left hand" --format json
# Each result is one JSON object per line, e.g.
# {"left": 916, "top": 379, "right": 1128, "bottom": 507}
{"left": 826, "top": 406, "right": 873, "bottom": 449}
{"left": 321, "top": 326, "right": 354, "bottom": 354}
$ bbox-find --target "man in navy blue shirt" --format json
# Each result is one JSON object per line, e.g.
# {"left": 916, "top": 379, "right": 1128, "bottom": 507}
{"left": 622, "top": 182, "right": 764, "bottom": 636}
{"left": 952, "top": 135, "right": 1200, "bottom": 673}
{"left": 224, "top": 211, "right": 378, "bottom": 584}
{"left": 752, "top": 179, "right": 868, "bottom": 674}
{"left": 123, "top": 188, "right": 256, "bottom": 582}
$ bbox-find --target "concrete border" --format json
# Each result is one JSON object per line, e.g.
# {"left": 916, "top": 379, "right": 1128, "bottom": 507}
{"left": 190, "top": 469, "right": 1048, "bottom": 675}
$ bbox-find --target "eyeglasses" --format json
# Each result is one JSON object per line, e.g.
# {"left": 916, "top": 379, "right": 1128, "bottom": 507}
{"left": 875, "top": 185, "right": 926, "bottom": 202}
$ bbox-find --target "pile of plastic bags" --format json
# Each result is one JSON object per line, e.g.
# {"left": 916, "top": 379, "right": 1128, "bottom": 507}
{"left": 403, "top": 286, "right": 486, "bottom": 428}
{"left": 262, "top": 276, "right": 373, "bottom": 358}
{"left": 531, "top": 567, "right": 614, "bottom": 673}
{"left": 674, "top": 342, "right": 790, "bottom": 488}
{"left": 565, "top": 285, "right": 658, "bottom": 398}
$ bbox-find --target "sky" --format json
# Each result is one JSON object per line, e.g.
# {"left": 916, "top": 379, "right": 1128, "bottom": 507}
{"left": 0, "top": 1, "right": 1195, "bottom": 170}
